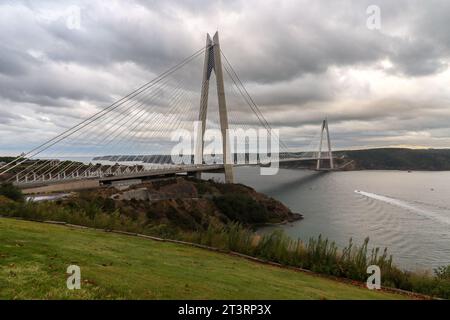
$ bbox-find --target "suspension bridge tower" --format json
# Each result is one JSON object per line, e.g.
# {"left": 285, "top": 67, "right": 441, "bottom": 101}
{"left": 196, "top": 32, "right": 234, "bottom": 183}
{"left": 316, "top": 119, "right": 334, "bottom": 170}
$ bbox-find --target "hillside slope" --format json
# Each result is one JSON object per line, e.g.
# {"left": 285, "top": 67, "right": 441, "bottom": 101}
{"left": 338, "top": 148, "right": 450, "bottom": 170}
{"left": 280, "top": 148, "right": 450, "bottom": 171}
{"left": 60, "top": 177, "right": 302, "bottom": 235}
{"left": 0, "top": 218, "right": 407, "bottom": 300}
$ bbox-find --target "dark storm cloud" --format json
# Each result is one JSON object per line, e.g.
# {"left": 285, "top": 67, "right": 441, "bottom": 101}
{"left": 218, "top": 0, "right": 450, "bottom": 81}
{"left": 0, "top": 69, "right": 110, "bottom": 108}
{"left": 0, "top": 45, "right": 39, "bottom": 76}
{"left": 1, "top": 0, "right": 450, "bottom": 152}
{"left": 13, "top": 0, "right": 448, "bottom": 83}
{"left": 0, "top": 109, "right": 21, "bottom": 125}
{"left": 388, "top": 0, "right": 450, "bottom": 76}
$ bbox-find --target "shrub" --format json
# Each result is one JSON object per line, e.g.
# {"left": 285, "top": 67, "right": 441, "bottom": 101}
{"left": 183, "top": 224, "right": 450, "bottom": 299}
{"left": 193, "top": 180, "right": 211, "bottom": 195}
{"left": 1, "top": 194, "right": 449, "bottom": 299}
{"left": 0, "top": 183, "right": 24, "bottom": 202}
{"left": 435, "top": 265, "right": 450, "bottom": 280}
{"left": 213, "top": 194, "right": 268, "bottom": 224}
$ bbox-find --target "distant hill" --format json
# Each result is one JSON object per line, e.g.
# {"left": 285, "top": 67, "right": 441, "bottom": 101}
{"left": 4, "top": 148, "right": 450, "bottom": 173}
{"left": 279, "top": 148, "right": 450, "bottom": 171}
{"left": 0, "top": 156, "right": 15, "bottom": 163}
{"left": 337, "top": 148, "right": 450, "bottom": 171}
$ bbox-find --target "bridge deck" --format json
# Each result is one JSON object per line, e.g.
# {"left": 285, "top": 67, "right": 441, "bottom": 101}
{"left": 16, "top": 156, "right": 337, "bottom": 190}
{"left": 99, "top": 164, "right": 225, "bottom": 183}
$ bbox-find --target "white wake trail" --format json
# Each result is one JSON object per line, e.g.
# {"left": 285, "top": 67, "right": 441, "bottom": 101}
{"left": 354, "top": 190, "right": 450, "bottom": 225}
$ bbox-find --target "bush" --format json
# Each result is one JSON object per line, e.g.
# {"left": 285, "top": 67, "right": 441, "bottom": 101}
{"left": 1, "top": 194, "right": 449, "bottom": 299}
{"left": 0, "top": 183, "right": 24, "bottom": 202}
{"left": 213, "top": 194, "right": 268, "bottom": 224}
{"left": 183, "top": 224, "right": 450, "bottom": 299}
{"left": 435, "top": 265, "right": 450, "bottom": 280}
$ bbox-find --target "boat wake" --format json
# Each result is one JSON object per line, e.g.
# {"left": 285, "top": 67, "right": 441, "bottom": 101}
{"left": 354, "top": 190, "right": 450, "bottom": 225}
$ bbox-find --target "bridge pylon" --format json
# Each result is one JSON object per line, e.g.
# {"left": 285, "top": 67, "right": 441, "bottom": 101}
{"left": 195, "top": 31, "right": 234, "bottom": 183}
{"left": 316, "top": 119, "right": 334, "bottom": 170}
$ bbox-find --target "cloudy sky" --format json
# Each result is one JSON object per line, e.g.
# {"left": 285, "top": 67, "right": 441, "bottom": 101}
{"left": 1, "top": 0, "right": 450, "bottom": 155}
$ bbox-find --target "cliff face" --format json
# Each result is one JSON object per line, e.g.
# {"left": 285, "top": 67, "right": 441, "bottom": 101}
{"left": 94, "top": 177, "right": 302, "bottom": 233}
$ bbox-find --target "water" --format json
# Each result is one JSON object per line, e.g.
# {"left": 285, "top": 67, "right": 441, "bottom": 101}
{"left": 26, "top": 193, "right": 71, "bottom": 202}
{"left": 204, "top": 167, "right": 450, "bottom": 271}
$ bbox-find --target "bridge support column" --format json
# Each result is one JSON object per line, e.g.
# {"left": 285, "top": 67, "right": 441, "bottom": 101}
{"left": 194, "top": 34, "right": 213, "bottom": 181}
{"left": 196, "top": 32, "right": 234, "bottom": 183}
{"left": 213, "top": 32, "right": 234, "bottom": 183}
{"left": 196, "top": 34, "right": 213, "bottom": 166}
{"left": 316, "top": 119, "right": 334, "bottom": 170}
{"left": 194, "top": 172, "right": 202, "bottom": 179}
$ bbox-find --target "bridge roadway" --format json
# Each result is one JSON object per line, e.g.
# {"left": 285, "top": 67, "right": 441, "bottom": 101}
{"left": 99, "top": 157, "right": 334, "bottom": 183}
{"left": 99, "top": 164, "right": 225, "bottom": 183}
{"left": 18, "top": 156, "right": 335, "bottom": 194}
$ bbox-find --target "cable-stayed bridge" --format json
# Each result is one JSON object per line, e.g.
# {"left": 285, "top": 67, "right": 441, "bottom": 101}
{"left": 0, "top": 32, "right": 337, "bottom": 193}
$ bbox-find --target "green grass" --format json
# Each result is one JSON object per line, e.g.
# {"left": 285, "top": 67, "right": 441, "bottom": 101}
{"left": 0, "top": 218, "right": 408, "bottom": 300}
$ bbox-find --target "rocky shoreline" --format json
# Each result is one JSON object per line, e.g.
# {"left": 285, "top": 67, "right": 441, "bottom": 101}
{"left": 88, "top": 177, "right": 302, "bottom": 232}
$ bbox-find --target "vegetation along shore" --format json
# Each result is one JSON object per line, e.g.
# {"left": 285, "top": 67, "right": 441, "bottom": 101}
{"left": 0, "top": 178, "right": 449, "bottom": 299}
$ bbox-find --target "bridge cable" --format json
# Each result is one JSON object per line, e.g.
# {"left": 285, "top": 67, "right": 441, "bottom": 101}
{"left": 1, "top": 46, "right": 209, "bottom": 175}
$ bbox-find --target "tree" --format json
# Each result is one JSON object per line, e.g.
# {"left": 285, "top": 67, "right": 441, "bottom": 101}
{"left": 0, "top": 183, "right": 24, "bottom": 202}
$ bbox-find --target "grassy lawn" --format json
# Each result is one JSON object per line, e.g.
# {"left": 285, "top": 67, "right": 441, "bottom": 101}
{"left": 0, "top": 218, "right": 408, "bottom": 300}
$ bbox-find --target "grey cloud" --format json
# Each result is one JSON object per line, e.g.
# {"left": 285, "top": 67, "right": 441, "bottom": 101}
{"left": 18, "top": 0, "right": 449, "bottom": 83}
{"left": 0, "top": 67, "right": 111, "bottom": 107}
{"left": 389, "top": 38, "right": 448, "bottom": 76}
{"left": 0, "top": 46, "right": 39, "bottom": 76}
{"left": 0, "top": 109, "right": 21, "bottom": 125}
{"left": 0, "top": 0, "right": 450, "bottom": 153}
